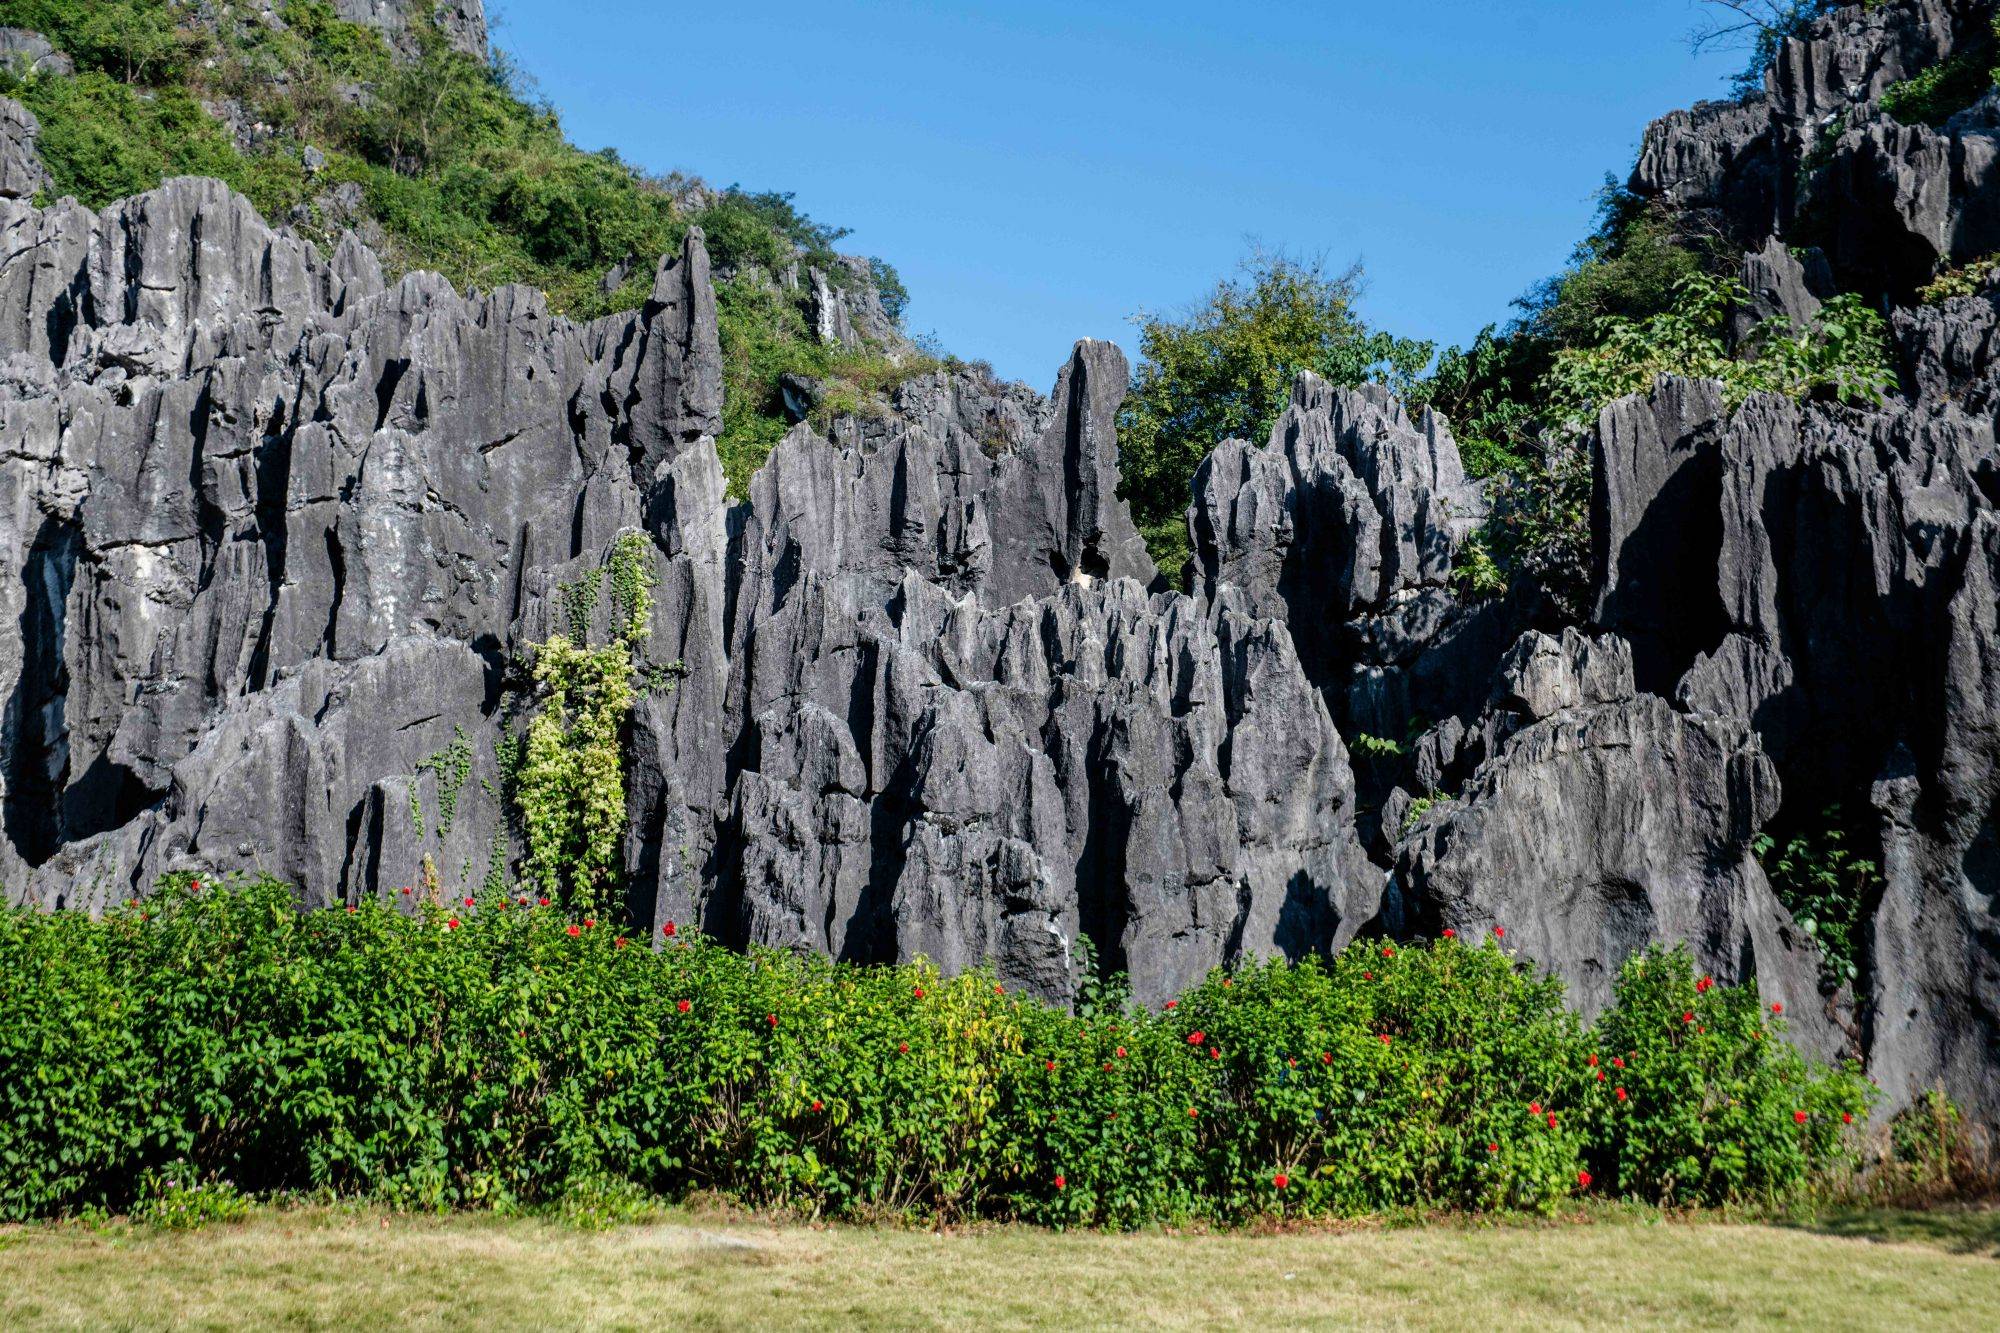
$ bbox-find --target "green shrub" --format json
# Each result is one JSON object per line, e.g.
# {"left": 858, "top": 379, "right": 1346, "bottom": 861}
{"left": 129, "top": 1163, "right": 252, "bottom": 1230}
{"left": 1880, "top": 14, "right": 1998, "bottom": 129}
{"left": 1, "top": 878, "right": 1873, "bottom": 1225}
{"left": 1587, "top": 947, "right": 1872, "bottom": 1206}
{"left": 1753, "top": 806, "right": 1880, "bottom": 987}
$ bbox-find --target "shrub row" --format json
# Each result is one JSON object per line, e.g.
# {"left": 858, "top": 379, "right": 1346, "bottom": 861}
{"left": 0, "top": 876, "right": 1872, "bottom": 1225}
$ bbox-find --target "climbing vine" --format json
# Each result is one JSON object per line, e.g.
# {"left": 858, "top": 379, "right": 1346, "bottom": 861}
{"left": 416, "top": 725, "right": 473, "bottom": 837}
{"left": 509, "top": 532, "right": 659, "bottom": 910}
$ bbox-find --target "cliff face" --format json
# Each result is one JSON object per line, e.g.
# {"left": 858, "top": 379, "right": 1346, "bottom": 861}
{"left": 2, "top": 2, "right": 1998, "bottom": 1118}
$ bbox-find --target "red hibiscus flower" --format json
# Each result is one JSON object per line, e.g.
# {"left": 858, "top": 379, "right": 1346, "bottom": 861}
{"left": 463, "top": 896, "right": 475, "bottom": 908}
{"left": 1363, "top": 971, "right": 1373, "bottom": 981}
{"left": 1188, "top": 1107, "right": 1199, "bottom": 1118}
{"left": 1381, "top": 946, "right": 1395, "bottom": 958}
{"left": 994, "top": 984, "right": 1005, "bottom": 995}
{"left": 1115, "top": 1047, "right": 1127, "bottom": 1058}
{"left": 1188, "top": 1031, "right": 1206, "bottom": 1045}
{"left": 812, "top": 1099, "right": 824, "bottom": 1112}
{"left": 1547, "top": 1112, "right": 1558, "bottom": 1128}
{"left": 1577, "top": 1170, "right": 1592, "bottom": 1189}
{"left": 1322, "top": 1052, "right": 1333, "bottom": 1064}
{"left": 614, "top": 936, "right": 627, "bottom": 948}
{"left": 1682, "top": 1012, "right": 1695, "bottom": 1024}
{"left": 1492, "top": 926, "right": 1504, "bottom": 937}
{"left": 1165, "top": 1000, "right": 1178, "bottom": 1010}
{"left": 1273, "top": 1173, "right": 1289, "bottom": 1190}
{"left": 1487, "top": 1142, "right": 1498, "bottom": 1153}
{"left": 537, "top": 896, "right": 550, "bottom": 907}
{"left": 677, "top": 999, "right": 691, "bottom": 1014}
{"left": 1210, "top": 1047, "right": 1221, "bottom": 1060}
{"left": 1586, "top": 1055, "right": 1598, "bottom": 1067}
{"left": 1793, "top": 1109, "right": 1808, "bottom": 1124}
{"left": 1771, "top": 1002, "right": 1784, "bottom": 1014}
{"left": 1378, "top": 1034, "right": 1392, "bottom": 1045}
{"left": 898, "top": 1042, "right": 909, "bottom": 1054}
{"left": 662, "top": 920, "right": 676, "bottom": 937}
{"left": 1615, "top": 1087, "right": 1627, "bottom": 1102}
{"left": 1612, "top": 1057, "right": 1624, "bottom": 1068}
{"left": 1442, "top": 928, "right": 1455, "bottom": 939}
{"left": 583, "top": 918, "right": 596, "bottom": 929}
{"left": 913, "top": 987, "right": 925, "bottom": 999}
{"left": 1046, "top": 1060, "right": 1057, "bottom": 1072}
{"left": 766, "top": 1014, "right": 778, "bottom": 1027}
{"left": 565, "top": 924, "right": 580, "bottom": 937}
{"left": 1529, "top": 1102, "right": 1542, "bottom": 1115}
{"left": 1595, "top": 1071, "right": 1606, "bottom": 1082}
{"left": 447, "top": 918, "right": 460, "bottom": 930}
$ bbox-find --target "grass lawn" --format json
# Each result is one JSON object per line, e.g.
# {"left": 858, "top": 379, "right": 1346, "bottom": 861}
{"left": 0, "top": 1204, "right": 1995, "bottom": 1330}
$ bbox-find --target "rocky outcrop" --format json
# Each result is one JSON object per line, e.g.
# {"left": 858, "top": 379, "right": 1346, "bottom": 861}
{"left": 0, "top": 98, "right": 46, "bottom": 202}
{"left": 0, "top": 28, "right": 70, "bottom": 78}
{"left": 334, "top": 1, "right": 489, "bottom": 60}
{"left": 1392, "top": 628, "right": 1840, "bottom": 1057}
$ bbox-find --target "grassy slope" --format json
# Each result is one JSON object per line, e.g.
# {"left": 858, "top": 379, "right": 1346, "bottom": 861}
{"left": 0, "top": 1206, "right": 1995, "bottom": 1330}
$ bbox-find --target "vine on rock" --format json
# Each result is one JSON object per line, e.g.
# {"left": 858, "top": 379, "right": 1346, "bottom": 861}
{"left": 511, "top": 532, "right": 658, "bottom": 911}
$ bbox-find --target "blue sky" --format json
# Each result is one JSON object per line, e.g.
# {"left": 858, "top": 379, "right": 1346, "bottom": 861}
{"left": 491, "top": 1, "right": 1741, "bottom": 386}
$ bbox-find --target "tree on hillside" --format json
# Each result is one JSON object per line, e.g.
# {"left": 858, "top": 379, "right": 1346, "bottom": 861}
{"left": 1118, "top": 251, "right": 1432, "bottom": 580}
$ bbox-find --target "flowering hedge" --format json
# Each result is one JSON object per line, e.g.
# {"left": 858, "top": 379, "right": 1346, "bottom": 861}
{"left": 0, "top": 876, "right": 1871, "bottom": 1224}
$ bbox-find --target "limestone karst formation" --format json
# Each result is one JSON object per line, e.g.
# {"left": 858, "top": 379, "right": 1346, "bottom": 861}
{"left": 2, "top": 0, "right": 1997, "bottom": 1122}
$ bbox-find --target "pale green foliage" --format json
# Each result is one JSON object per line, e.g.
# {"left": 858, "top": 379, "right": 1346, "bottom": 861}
{"left": 1541, "top": 272, "right": 1894, "bottom": 432}
{"left": 416, "top": 725, "right": 473, "bottom": 837}
{"left": 512, "top": 532, "right": 656, "bottom": 909}
{"left": 1920, "top": 253, "right": 2000, "bottom": 304}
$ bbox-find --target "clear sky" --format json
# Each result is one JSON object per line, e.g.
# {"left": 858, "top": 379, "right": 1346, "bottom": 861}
{"left": 489, "top": 1, "right": 1741, "bottom": 387}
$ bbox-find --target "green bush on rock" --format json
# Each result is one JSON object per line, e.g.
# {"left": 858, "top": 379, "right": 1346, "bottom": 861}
{"left": 0, "top": 876, "right": 1873, "bottom": 1225}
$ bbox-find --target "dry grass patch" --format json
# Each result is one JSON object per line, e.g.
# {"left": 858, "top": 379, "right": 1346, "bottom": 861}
{"left": 0, "top": 1206, "right": 1995, "bottom": 1331}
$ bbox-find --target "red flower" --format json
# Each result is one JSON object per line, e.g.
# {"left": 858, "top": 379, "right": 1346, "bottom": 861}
{"left": 583, "top": 918, "right": 596, "bottom": 929}
{"left": 812, "top": 1099, "right": 824, "bottom": 1112}
{"left": 1492, "top": 926, "right": 1504, "bottom": 937}
{"left": 1794, "top": 1109, "right": 1808, "bottom": 1124}
{"left": 497, "top": 901, "right": 508, "bottom": 912}
{"left": 1595, "top": 1071, "right": 1605, "bottom": 1082}
{"left": 1165, "top": 1000, "right": 1178, "bottom": 1010}
{"left": 346, "top": 905, "right": 357, "bottom": 915}
{"left": 1577, "top": 1170, "right": 1592, "bottom": 1189}
{"left": 1771, "top": 1002, "right": 1784, "bottom": 1014}
{"left": 1381, "top": 946, "right": 1395, "bottom": 958}
{"left": 1696, "top": 976, "right": 1713, "bottom": 994}
{"left": 898, "top": 1042, "right": 909, "bottom": 1054}
{"left": 677, "top": 999, "right": 691, "bottom": 1013}
{"left": 1615, "top": 1087, "right": 1627, "bottom": 1102}
{"left": 1682, "top": 1012, "right": 1695, "bottom": 1024}
{"left": 1287, "top": 1057, "right": 1297, "bottom": 1068}
{"left": 1547, "top": 1112, "right": 1558, "bottom": 1128}
{"left": 400, "top": 887, "right": 411, "bottom": 897}
{"left": 463, "top": 896, "right": 475, "bottom": 908}
{"left": 614, "top": 937, "right": 627, "bottom": 949}
{"left": 1222, "top": 978, "right": 1232, "bottom": 988}
{"left": 767, "top": 1013, "right": 778, "bottom": 1027}
{"left": 1529, "top": 1102, "right": 1542, "bottom": 1115}
{"left": 518, "top": 896, "right": 528, "bottom": 906}
{"left": 1487, "top": 1142, "right": 1499, "bottom": 1153}
{"left": 1188, "top": 1031, "right": 1206, "bottom": 1045}
{"left": 447, "top": 918, "right": 460, "bottom": 930}
{"left": 537, "top": 896, "right": 550, "bottom": 907}
{"left": 1188, "top": 1107, "right": 1199, "bottom": 1118}
{"left": 993, "top": 984, "right": 1004, "bottom": 996}
{"left": 1363, "top": 971, "right": 1373, "bottom": 981}
{"left": 1378, "top": 1034, "right": 1392, "bottom": 1045}
{"left": 1054, "top": 1174, "right": 1066, "bottom": 1190}
{"left": 1103, "top": 1061, "right": 1113, "bottom": 1071}
{"left": 1210, "top": 1047, "right": 1221, "bottom": 1060}
{"left": 566, "top": 924, "right": 581, "bottom": 937}
{"left": 1273, "top": 1173, "right": 1289, "bottom": 1190}
{"left": 1442, "top": 928, "right": 1456, "bottom": 939}
{"left": 1586, "top": 1055, "right": 1598, "bottom": 1067}
{"left": 1115, "top": 1047, "right": 1127, "bottom": 1058}
{"left": 1611, "top": 1057, "right": 1624, "bottom": 1069}
{"left": 1322, "top": 1051, "right": 1333, "bottom": 1064}
{"left": 913, "top": 987, "right": 925, "bottom": 999}
{"left": 662, "top": 921, "right": 676, "bottom": 937}
{"left": 1046, "top": 1060, "right": 1057, "bottom": 1072}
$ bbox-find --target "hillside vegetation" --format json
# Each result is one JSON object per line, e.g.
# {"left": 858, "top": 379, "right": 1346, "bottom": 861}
{"left": 0, "top": 0, "right": 919, "bottom": 492}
